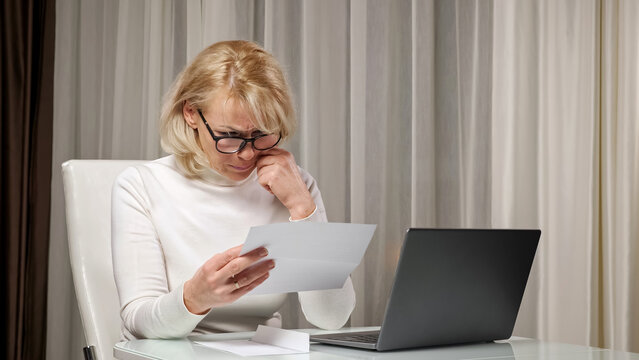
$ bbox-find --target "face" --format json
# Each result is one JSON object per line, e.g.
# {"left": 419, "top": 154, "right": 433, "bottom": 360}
{"left": 183, "top": 89, "right": 266, "bottom": 181}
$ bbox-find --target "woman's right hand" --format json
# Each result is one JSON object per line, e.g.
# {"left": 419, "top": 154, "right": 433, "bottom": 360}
{"left": 183, "top": 245, "right": 274, "bottom": 314}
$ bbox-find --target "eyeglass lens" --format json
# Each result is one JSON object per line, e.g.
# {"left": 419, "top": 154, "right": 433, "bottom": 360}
{"left": 216, "top": 134, "right": 279, "bottom": 153}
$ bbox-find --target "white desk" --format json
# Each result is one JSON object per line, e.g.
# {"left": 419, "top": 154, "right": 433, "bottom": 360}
{"left": 114, "top": 327, "right": 639, "bottom": 360}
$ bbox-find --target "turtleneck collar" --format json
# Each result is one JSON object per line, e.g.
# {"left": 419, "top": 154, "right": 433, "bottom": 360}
{"left": 198, "top": 164, "right": 257, "bottom": 187}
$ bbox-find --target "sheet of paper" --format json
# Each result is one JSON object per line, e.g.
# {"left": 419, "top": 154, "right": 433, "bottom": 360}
{"left": 239, "top": 222, "right": 376, "bottom": 296}
{"left": 195, "top": 325, "right": 309, "bottom": 356}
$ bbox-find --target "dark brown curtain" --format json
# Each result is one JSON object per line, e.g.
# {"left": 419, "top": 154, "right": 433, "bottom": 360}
{"left": 0, "top": 0, "right": 55, "bottom": 359}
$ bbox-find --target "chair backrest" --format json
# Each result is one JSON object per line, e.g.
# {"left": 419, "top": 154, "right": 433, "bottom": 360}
{"left": 62, "top": 160, "right": 145, "bottom": 360}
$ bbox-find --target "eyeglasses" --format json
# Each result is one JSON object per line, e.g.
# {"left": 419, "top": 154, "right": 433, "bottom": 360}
{"left": 197, "top": 109, "right": 281, "bottom": 154}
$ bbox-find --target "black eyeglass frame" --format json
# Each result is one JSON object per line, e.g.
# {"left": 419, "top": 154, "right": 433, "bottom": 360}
{"left": 197, "top": 109, "right": 281, "bottom": 154}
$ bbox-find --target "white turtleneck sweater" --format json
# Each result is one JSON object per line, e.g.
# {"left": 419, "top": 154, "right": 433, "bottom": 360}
{"left": 111, "top": 155, "right": 355, "bottom": 340}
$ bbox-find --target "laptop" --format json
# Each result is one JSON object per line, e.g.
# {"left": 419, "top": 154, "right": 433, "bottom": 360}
{"left": 310, "top": 228, "right": 540, "bottom": 351}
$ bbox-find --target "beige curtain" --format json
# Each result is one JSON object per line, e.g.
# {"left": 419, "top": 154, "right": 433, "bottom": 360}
{"left": 349, "top": 0, "right": 496, "bottom": 326}
{"left": 49, "top": 1, "right": 639, "bottom": 359}
{"left": 49, "top": 1, "right": 176, "bottom": 359}
{"left": 600, "top": 0, "right": 639, "bottom": 351}
{"left": 493, "top": 0, "right": 601, "bottom": 346}
{"left": 493, "top": 0, "right": 639, "bottom": 351}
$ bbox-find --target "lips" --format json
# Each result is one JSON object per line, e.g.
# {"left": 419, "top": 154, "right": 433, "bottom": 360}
{"left": 229, "top": 164, "right": 253, "bottom": 171}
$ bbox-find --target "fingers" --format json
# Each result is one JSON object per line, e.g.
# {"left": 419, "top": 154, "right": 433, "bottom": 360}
{"left": 220, "top": 246, "right": 269, "bottom": 279}
{"left": 206, "top": 245, "right": 242, "bottom": 271}
{"left": 186, "top": 246, "right": 271, "bottom": 313}
{"left": 256, "top": 156, "right": 276, "bottom": 172}
{"left": 262, "top": 184, "right": 273, "bottom": 194}
{"left": 233, "top": 272, "right": 271, "bottom": 297}
{"left": 256, "top": 155, "right": 292, "bottom": 193}
{"left": 257, "top": 167, "right": 275, "bottom": 193}
{"left": 233, "top": 259, "right": 275, "bottom": 288}
{"left": 258, "top": 147, "right": 287, "bottom": 157}
{"left": 256, "top": 149, "right": 294, "bottom": 171}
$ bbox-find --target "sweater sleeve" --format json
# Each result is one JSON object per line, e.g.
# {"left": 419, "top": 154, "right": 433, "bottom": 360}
{"left": 111, "top": 167, "right": 206, "bottom": 339}
{"left": 295, "top": 168, "right": 356, "bottom": 329}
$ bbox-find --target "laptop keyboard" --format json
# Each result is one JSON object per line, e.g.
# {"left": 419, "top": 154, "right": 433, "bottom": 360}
{"left": 321, "top": 332, "right": 379, "bottom": 344}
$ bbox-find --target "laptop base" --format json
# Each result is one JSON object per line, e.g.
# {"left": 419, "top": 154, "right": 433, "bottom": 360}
{"left": 311, "top": 330, "right": 379, "bottom": 350}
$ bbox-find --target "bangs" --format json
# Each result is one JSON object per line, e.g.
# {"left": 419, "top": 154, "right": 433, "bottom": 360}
{"left": 230, "top": 85, "right": 294, "bottom": 139}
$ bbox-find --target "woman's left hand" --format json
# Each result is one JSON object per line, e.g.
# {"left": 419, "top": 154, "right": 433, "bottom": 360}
{"left": 256, "top": 148, "right": 316, "bottom": 220}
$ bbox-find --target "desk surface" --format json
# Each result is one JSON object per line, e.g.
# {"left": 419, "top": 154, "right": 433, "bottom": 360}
{"left": 114, "top": 327, "right": 639, "bottom": 360}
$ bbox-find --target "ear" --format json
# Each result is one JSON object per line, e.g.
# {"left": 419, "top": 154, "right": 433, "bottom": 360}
{"left": 182, "top": 101, "right": 199, "bottom": 129}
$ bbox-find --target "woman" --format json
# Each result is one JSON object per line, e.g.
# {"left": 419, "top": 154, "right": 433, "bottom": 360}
{"left": 111, "top": 40, "right": 355, "bottom": 340}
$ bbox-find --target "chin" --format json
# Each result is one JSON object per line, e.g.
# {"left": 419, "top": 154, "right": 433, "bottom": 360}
{"left": 226, "top": 173, "right": 250, "bottom": 181}
{"left": 224, "top": 166, "right": 254, "bottom": 181}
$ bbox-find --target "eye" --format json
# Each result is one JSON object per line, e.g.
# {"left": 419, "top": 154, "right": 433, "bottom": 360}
{"left": 215, "top": 131, "right": 240, "bottom": 137}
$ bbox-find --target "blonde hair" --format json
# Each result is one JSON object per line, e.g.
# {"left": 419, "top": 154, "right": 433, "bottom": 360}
{"left": 160, "top": 40, "right": 296, "bottom": 177}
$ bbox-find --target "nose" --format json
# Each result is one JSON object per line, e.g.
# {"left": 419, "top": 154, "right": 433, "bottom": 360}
{"left": 237, "top": 143, "right": 256, "bottom": 160}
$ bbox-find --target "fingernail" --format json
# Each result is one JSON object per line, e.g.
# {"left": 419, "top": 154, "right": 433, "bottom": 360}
{"left": 269, "top": 261, "right": 275, "bottom": 269}
{"left": 260, "top": 248, "right": 268, "bottom": 257}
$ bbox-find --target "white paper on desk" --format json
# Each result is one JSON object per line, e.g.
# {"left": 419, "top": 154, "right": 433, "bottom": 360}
{"left": 239, "top": 222, "right": 376, "bottom": 296}
{"left": 194, "top": 325, "right": 309, "bottom": 356}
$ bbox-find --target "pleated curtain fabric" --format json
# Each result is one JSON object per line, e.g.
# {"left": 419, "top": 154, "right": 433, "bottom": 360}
{"left": 600, "top": 0, "right": 639, "bottom": 351}
{"left": 49, "top": 1, "right": 639, "bottom": 359}
{"left": 492, "top": 0, "right": 601, "bottom": 347}
{"left": 1, "top": 0, "right": 55, "bottom": 359}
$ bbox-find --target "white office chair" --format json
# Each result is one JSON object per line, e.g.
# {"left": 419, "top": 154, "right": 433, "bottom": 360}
{"left": 62, "top": 160, "right": 145, "bottom": 360}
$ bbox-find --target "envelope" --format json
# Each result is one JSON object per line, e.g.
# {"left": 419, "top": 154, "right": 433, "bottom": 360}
{"left": 195, "top": 325, "right": 309, "bottom": 356}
